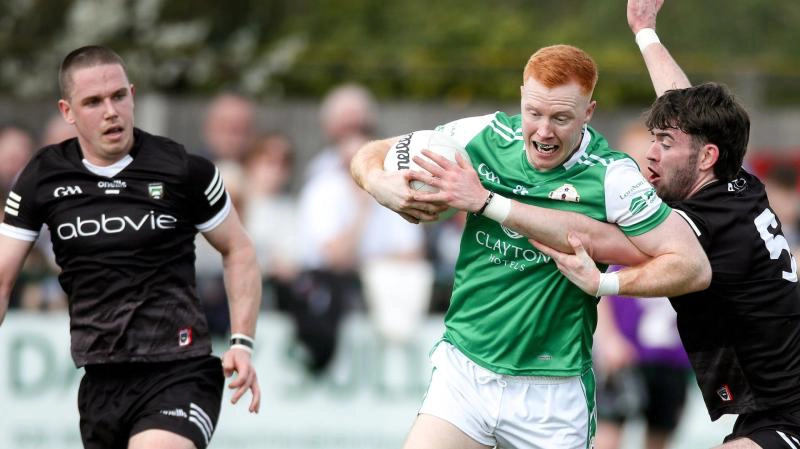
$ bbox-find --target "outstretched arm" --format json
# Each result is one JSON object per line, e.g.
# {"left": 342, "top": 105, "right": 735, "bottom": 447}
{"left": 203, "top": 208, "right": 261, "bottom": 413}
{"left": 350, "top": 137, "right": 448, "bottom": 223}
{"left": 533, "top": 219, "right": 711, "bottom": 299}
{"left": 410, "top": 150, "right": 649, "bottom": 266}
{"left": 628, "top": 0, "right": 691, "bottom": 95}
{"left": 410, "top": 149, "right": 710, "bottom": 297}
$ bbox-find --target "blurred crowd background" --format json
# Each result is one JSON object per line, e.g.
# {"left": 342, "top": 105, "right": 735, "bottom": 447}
{"left": 1, "top": 1, "right": 799, "bottom": 448}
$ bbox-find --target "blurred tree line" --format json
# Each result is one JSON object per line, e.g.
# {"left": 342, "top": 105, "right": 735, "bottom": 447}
{"left": 1, "top": 0, "right": 798, "bottom": 106}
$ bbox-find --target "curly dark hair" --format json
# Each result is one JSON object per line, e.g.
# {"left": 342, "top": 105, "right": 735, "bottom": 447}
{"left": 646, "top": 82, "right": 750, "bottom": 182}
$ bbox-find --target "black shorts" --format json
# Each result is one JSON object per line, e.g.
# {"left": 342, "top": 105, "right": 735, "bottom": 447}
{"left": 725, "top": 406, "right": 800, "bottom": 449}
{"left": 596, "top": 363, "right": 691, "bottom": 433}
{"left": 78, "top": 355, "right": 224, "bottom": 449}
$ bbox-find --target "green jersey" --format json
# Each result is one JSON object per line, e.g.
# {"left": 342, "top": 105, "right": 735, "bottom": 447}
{"left": 435, "top": 112, "right": 671, "bottom": 376}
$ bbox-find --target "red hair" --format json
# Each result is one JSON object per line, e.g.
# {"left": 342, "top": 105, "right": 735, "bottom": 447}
{"left": 523, "top": 45, "right": 598, "bottom": 96}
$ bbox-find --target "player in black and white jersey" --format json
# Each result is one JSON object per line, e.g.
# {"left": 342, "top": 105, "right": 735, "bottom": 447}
{"left": 0, "top": 46, "right": 262, "bottom": 449}
{"left": 533, "top": 1, "right": 800, "bottom": 448}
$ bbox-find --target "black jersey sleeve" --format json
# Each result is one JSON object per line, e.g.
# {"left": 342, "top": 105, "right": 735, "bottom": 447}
{"left": 186, "top": 155, "right": 231, "bottom": 232}
{"left": 669, "top": 203, "right": 711, "bottom": 251}
{"left": 1, "top": 158, "right": 43, "bottom": 240}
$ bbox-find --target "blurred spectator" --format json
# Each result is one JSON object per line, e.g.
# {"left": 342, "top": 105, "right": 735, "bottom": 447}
{"left": 295, "top": 132, "right": 426, "bottom": 374}
{"left": 201, "top": 92, "right": 257, "bottom": 163}
{"left": 0, "top": 123, "right": 67, "bottom": 312}
{"left": 424, "top": 211, "right": 467, "bottom": 313}
{"left": 41, "top": 113, "right": 78, "bottom": 146}
{"left": 305, "top": 84, "right": 377, "bottom": 180}
{"left": 194, "top": 92, "right": 257, "bottom": 337}
{"left": 594, "top": 123, "right": 692, "bottom": 449}
{"left": 240, "top": 132, "right": 300, "bottom": 310}
{"left": 763, "top": 163, "right": 800, "bottom": 255}
{"left": 0, "top": 124, "right": 35, "bottom": 193}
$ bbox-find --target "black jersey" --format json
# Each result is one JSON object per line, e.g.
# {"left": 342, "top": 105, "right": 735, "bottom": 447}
{"left": 0, "top": 128, "right": 229, "bottom": 367}
{"left": 669, "top": 169, "right": 800, "bottom": 420}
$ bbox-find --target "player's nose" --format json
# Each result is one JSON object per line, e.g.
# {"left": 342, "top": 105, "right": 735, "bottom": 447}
{"left": 102, "top": 98, "right": 118, "bottom": 118}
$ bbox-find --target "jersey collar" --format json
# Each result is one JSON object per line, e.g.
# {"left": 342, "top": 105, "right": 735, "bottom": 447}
{"left": 82, "top": 154, "right": 134, "bottom": 178}
{"left": 562, "top": 125, "right": 591, "bottom": 170}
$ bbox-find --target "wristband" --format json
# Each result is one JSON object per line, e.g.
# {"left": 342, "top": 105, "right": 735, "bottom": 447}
{"left": 596, "top": 272, "right": 620, "bottom": 297}
{"left": 230, "top": 333, "right": 254, "bottom": 355}
{"left": 635, "top": 28, "right": 660, "bottom": 52}
{"left": 473, "top": 191, "right": 494, "bottom": 216}
{"left": 483, "top": 193, "right": 511, "bottom": 223}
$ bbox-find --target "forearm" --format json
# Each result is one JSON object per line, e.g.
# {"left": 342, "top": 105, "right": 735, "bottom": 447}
{"left": 617, "top": 251, "right": 710, "bottom": 298}
{"left": 628, "top": 0, "right": 691, "bottom": 96}
{"left": 641, "top": 42, "right": 691, "bottom": 97}
{"left": 223, "top": 244, "right": 261, "bottom": 337}
{"left": 0, "top": 284, "right": 11, "bottom": 326}
{"left": 350, "top": 138, "right": 393, "bottom": 192}
{"left": 504, "top": 200, "right": 648, "bottom": 266}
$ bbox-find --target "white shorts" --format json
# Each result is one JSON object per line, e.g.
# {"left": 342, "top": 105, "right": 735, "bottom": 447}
{"left": 419, "top": 342, "right": 596, "bottom": 449}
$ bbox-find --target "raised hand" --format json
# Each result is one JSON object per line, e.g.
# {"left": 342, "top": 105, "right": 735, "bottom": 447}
{"left": 627, "top": 0, "right": 664, "bottom": 33}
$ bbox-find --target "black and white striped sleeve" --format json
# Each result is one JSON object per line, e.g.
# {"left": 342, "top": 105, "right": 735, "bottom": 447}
{"left": 1, "top": 161, "right": 43, "bottom": 242}
{"left": 187, "top": 155, "right": 231, "bottom": 233}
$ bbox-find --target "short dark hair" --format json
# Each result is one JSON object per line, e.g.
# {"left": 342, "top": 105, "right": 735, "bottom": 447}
{"left": 59, "top": 45, "right": 127, "bottom": 100}
{"left": 645, "top": 82, "right": 750, "bottom": 182}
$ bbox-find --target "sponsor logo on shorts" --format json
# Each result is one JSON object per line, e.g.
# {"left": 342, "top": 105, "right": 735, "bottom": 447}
{"left": 179, "top": 328, "right": 193, "bottom": 346}
{"left": 717, "top": 384, "right": 733, "bottom": 402}
{"left": 160, "top": 408, "right": 188, "bottom": 418}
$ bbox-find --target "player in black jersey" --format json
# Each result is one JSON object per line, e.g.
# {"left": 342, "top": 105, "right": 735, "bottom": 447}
{"left": 0, "top": 46, "right": 262, "bottom": 449}
{"left": 531, "top": 1, "right": 800, "bottom": 448}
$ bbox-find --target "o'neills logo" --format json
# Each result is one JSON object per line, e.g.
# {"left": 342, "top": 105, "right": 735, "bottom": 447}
{"left": 394, "top": 132, "right": 414, "bottom": 170}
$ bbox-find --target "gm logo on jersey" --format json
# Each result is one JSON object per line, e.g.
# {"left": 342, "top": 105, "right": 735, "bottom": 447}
{"left": 53, "top": 185, "right": 83, "bottom": 197}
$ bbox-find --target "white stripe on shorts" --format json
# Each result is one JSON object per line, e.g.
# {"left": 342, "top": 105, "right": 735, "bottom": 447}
{"left": 189, "top": 402, "right": 213, "bottom": 444}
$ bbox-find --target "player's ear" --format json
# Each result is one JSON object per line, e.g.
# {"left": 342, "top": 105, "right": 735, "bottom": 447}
{"left": 58, "top": 99, "right": 75, "bottom": 124}
{"left": 583, "top": 100, "right": 597, "bottom": 124}
{"left": 698, "top": 143, "right": 719, "bottom": 171}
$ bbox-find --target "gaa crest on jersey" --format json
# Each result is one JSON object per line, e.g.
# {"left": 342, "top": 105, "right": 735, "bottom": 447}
{"left": 53, "top": 185, "right": 83, "bottom": 198}
{"left": 148, "top": 182, "right": 164, "bottom": 199}
{"left": 717, "top": 384, "right": 733, "bottom": 402}
{"left": 179, "top": 327, "right": 193, "bottom": 346}
{"left": 548, "top": 183, "right": 580, "bottom": 202}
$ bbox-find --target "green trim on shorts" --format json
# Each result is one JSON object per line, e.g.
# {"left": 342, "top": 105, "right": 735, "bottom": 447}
{"left": 580, "top": 367, "right": 597, "bottom": 449}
